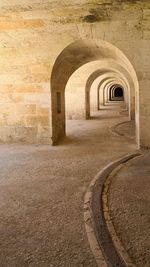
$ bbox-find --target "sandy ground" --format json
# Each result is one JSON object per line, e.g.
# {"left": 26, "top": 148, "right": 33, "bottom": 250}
{"left": 0, "top": 105, "right": 136, "bottom": 267}
{"left": 108, "top": 152, "right": 150, "bottom": 267}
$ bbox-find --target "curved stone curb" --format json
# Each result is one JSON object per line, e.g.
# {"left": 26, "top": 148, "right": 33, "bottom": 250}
{"left": 103, "top": 163, "right": 137, "bottom": 267}
{"left": 110, "top": 120, "right": 132, "bottom": 138}
{"left": 84, "top": 152, "right": 141, "bottom": 267}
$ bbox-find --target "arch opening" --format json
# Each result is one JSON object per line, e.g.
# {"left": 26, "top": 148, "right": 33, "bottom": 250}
{"left": 114, "top": 87, "right": 124, "bottom": 97}
{"left": 50, "top": 39, "right": 139, "bottom": 146}
{"left": 109, "top": 84, "right": 124, "bottom": 102}
{"left": 89, "top": 74, "right": 128, "bottom": 118}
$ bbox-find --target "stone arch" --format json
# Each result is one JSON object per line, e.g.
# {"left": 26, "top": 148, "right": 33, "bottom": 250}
{"left": 65, "top": 60, "right": 132, "bottom": 120}
{"left": 107, "top": 83, "right": 124, "bottom": 101}
{"left": 110, "top": 85, "right": 124, "bottom": 100}
{"left": 85, "top": 69, "right": 118, "bottom": 119}
{"left": 85, "top": 71, "right": 128, "bottom": 118}
{"left": 97, "top": 76, "right": 129, "bottom": 109}
{"left": 50, "top": 39, "right": 139, "bottom": 146}
{"left": 105, "top": 82, "right": 125, "bottom": 103}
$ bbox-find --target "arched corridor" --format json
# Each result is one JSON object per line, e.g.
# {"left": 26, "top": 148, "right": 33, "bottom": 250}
{"left": 0, "top": 1, "right": 150, "bottom": 267}
{"left": 50, "top": 39, "right": 139, "bottom": 146}
{"left": 109, "top": 85, "right": 124, "bottom": 101}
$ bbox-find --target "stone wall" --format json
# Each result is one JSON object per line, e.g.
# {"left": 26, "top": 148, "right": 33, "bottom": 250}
{"left": 0, "top": 1, "right": 150, "bottom": 147}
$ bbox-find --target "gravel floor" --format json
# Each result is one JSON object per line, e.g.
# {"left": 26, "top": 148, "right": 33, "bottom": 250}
{"left": 0, "top": 106, "right": 136, "bottom": 267}
{"left": 108, "top": 152, "right": 150, "bottom": 267}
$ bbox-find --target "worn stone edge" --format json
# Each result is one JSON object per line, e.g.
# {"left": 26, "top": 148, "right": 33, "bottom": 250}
{"left": 103, "top": 162, "right": 137, "bottom": 267}
{"left": 84, "top": 152, "right": 141, "bottom": 267}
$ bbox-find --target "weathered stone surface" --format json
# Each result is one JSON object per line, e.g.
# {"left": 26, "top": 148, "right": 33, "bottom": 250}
{"left": 0, "top": 0, "right": 149, "bottom": 145}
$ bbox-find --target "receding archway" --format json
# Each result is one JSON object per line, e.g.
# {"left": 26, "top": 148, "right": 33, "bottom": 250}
{"left": 99, "top": 78, "right": 128, "bottom": 107}
{"left": 50, "top": 39, "right": 139, "bottom": 146}
{"left": 84, "top": 69, "right": 127, "bottom": 119}
{"left": 86, "top": 73, "right": 128, "bottom": 118}
{"left": 109, "top": 84, "right": 124, "bottom": 101}
{"left": 64, "top": 60, "right": 130, "bottom": 121}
